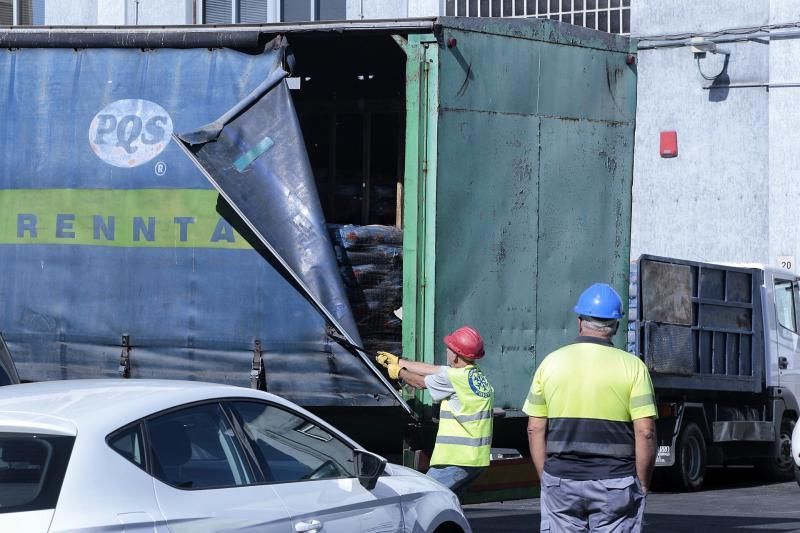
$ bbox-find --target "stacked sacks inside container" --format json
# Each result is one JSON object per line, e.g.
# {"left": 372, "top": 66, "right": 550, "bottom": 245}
{"left": 329, "top": 225, "right": 403, "bottom": 355}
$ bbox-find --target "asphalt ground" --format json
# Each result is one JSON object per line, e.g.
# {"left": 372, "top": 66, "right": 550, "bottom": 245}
{"left": 464, "top": 468, "right": 800, "bottom": 532}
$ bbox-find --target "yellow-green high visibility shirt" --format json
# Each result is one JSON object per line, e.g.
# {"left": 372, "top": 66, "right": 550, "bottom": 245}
{"left": 522, "top": 337, "right": 657, "bottom": 480}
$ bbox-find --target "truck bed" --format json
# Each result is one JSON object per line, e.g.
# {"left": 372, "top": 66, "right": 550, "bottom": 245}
{"left": 630, "top": 255, "right": 765, "bottom": 393}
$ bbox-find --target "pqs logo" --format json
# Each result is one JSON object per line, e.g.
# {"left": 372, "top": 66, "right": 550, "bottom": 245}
{"left": 88, "top": 99, "right": 173, "bottom": 168}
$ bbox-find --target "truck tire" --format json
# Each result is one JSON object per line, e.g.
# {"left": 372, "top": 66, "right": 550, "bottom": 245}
{"left": 795, "top": 464, "right": 800, "bottom": 488}
{"left": 759, "top": 417, "right": 795, "bottom": 481}
{"left": 671, "top": 422, "right": 706, "bottom": 491}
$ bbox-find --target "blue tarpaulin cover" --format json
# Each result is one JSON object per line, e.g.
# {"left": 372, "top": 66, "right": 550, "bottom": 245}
{"left": 0, "top": 37, "right": 403, "bottom": 408}
{"left": 175, "top": 37, "right": 408, "bottom": 412}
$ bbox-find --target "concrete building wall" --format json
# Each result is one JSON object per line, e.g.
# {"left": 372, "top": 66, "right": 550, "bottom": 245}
{"left": 96, "top": 0, "right": 125, "bottom": 24}
{"left": 45, "top": 0, "right": 193, "bottom": 25}
{"left": 768, "top": 0, "right": 800, "bottom": 271}
{"left": 346, "top": 0, "right": 439, "bottom": 19}
{"left": 346, "top": 0, "right": 408, "bottom": 19}
{"left": 46, "top": 0, "right": 98, "bottom": 24}
{"left": 134, "top": 0, "right": 194, "bottom": 25}
{"left": 629, "top": 0, "right": 796, "bottom": 268}
{"left": 132, "top": 0, "right": 193, "bottom": 25}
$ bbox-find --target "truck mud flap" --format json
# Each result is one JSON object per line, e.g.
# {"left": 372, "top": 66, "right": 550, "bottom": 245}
{"left": 175, "top": 37, "right": 412, "bottom": 416}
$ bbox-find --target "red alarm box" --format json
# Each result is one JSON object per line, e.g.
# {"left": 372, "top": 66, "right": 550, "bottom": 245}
{"left": 660, "top": 131, "right": 678, "bottom": 158}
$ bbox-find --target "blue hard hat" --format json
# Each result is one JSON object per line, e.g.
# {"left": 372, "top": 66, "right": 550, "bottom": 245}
{"left": 573, "top": 283, "right": 624, "bottom": 319}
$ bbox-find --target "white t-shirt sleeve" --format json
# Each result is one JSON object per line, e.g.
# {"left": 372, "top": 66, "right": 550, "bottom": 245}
{"left": 424, "top": 366, "right": 456, "bottom": 403}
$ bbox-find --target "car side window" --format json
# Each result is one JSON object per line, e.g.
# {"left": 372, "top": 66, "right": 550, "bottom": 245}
{"left": 227, "top": 401, "right": 355, "bottom": 484}
{"left": 108, "top": 423, "right": 145, "bottom": 468}
{"left": 775, "top": 279, "right": 797, "bottom": 332}
{"left": 146, "top": 403, "right": 253, "bottom": 490}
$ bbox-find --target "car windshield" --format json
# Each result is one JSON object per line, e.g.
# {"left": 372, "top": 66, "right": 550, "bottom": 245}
{"left": 0, "top": 433, "right": 74, "bottom": 514}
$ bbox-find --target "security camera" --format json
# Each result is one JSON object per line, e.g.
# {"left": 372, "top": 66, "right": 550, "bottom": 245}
{"left": 690, "top": 37, "right": 717, "bottom": 55}
{"left": 689, "top": 37, "right": 730, "bottom": 57}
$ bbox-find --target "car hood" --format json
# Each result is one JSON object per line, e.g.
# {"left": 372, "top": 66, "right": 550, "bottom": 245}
{"left": 0, "top": 510, "right": 54, "bottom": 532}
{"left": 385, "top": 463, "right": 427, "bottom": 477}
{"left": 385, "top": 463, "right": 454, "bottom": 492}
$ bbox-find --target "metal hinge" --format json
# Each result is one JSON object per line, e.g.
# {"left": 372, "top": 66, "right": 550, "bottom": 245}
{"left": 118, "top": 334, "right": 131, "bottom": 378}
{"left": 250, "top": 339, "right": 266, "bottom": 390}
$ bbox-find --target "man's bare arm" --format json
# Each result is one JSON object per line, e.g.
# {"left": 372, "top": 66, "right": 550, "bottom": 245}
{"left": 527, "top": 416, "right": 548, "bottom": 479}
{"left": 633, "top": 417, "right": 657, "bottom": 493}
{"left": 398, "top": 359, "right": 441, "bottom": 376}
{"left": 398, "top": 368, "right": 428, "bottom": 389}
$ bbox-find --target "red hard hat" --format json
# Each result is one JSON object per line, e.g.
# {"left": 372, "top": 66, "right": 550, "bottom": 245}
{"left": 444, "top": 326, "right": 485, "bottom": 360}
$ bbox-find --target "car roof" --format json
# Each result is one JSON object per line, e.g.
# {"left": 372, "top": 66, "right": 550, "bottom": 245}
{"left": 0, "top": 379, "right": 297, "bottom": 437}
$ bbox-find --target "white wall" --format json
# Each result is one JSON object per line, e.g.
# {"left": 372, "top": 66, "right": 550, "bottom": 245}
{"left": 346, "top": 0, "right": 439, "bottom": 19}
{"left": 45, "top": 0, "right": 193, "bottom": 25}
{"left": 767, "top": 0, "right": 800, "bottom": 270}
{"left": 133, "top": 0, "right": 193, "bottom": 24}
{"left": 46, "top": 0, "right": 98, "bottom": 24}
{"left": 628, "top": 0, "right": 800, "bottom": 268}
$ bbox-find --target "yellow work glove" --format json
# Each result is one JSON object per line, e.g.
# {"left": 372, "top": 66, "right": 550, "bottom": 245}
{"left": 376, "top": 351, "right": 400, "bottom": 368}
{"left": 386, "top": 363, "right": 402, "bottom": 380}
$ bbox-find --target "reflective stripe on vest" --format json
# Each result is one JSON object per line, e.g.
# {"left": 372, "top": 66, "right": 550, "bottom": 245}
{"left": 546, "top": 418, "right": 636, "bottom": 458}
{"left": 429, "top": 365, "right": 494, "bottom": 468}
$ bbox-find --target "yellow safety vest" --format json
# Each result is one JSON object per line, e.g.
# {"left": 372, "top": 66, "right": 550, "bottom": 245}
{"left": 430, "top": 365, "right": 494, "bottom": 467}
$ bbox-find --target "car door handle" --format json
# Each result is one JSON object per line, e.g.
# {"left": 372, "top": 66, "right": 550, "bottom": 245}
{"left": 779, "top": 356, "right": 789, "bottom": 369}
{"left": 295, "top": 520, "right": 323, "bottom": 533}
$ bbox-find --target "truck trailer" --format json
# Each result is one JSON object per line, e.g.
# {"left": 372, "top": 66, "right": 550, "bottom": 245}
{"left": 0, "top": 18, "right": 636, "bottom": 500}
{"left": 630, "top": 255, "right": 800, "bottom": 490}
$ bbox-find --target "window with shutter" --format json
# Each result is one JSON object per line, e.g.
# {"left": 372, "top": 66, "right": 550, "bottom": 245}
{"left": 239, "top": 0, "right": 268, "bottom": 23}
{"left": 205, "top": 0, "right": 233, "bottom": 23}
{"left": 0, "top": 0, "right": 12, "bottom": 24}
{"left": 318, "top": 0, "right": 345, "bottom": 20}
{"left": 281, "top": 0, "right": 310, "bottom": 21}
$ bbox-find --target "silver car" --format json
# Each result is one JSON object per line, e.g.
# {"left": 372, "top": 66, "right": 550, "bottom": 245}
{"left": 0, "top": 380, "right": 471, "bottom": 532}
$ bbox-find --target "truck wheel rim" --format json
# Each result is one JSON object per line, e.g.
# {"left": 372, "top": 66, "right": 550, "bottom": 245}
{"left": 776, "top": 431, "right": 793, "bottom": 471}
{"left": 686, "top": 436, "right": 702, "bottom": 480}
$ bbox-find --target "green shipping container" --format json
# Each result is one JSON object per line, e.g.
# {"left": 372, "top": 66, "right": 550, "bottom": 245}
{"left": 396, "top": 18, "right": 636, "bottom": 418}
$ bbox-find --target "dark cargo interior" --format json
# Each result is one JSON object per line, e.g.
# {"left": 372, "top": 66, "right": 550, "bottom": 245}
{"left": 290, "top": 33, "right": 407, "bottom": 356}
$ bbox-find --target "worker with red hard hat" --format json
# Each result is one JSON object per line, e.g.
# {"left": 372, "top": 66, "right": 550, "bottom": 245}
{"left": 376, "top": 325, "right": 495, "bottom": 496}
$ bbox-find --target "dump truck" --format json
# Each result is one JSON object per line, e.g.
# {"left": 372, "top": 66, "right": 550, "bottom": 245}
{"left": 0, "top": 18, "right": 636, "bottom": 501}
{"left": 629, "top": 255, "right": 800, "bottom": 491}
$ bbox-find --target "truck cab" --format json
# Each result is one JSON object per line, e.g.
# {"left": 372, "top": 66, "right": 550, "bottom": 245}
{"left": 630, "top": 255, "right": 800, "bottom": 490}
{"left": 762, "top": 266, "right": 800, "bottom": 395}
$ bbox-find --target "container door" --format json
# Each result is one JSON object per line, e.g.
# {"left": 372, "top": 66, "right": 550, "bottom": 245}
{"left": 771, "top": 276, "right": 800, "bottom": 393}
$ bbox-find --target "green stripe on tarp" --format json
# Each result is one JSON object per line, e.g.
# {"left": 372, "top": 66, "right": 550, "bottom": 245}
{"left": 0, "top": 189, "right": 252, "bottom": 249}
{"left": 234, "top": 136, "right": 274, "bottom": 172}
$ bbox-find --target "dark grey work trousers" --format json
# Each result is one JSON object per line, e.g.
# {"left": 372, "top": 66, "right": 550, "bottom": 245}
{"left": 540, "top": 471, "right": 646, "bottom": 532}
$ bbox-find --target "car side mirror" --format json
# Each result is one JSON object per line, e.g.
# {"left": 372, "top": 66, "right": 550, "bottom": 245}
{"left": 354, "top": 449, "right": 387, "bottom": 491}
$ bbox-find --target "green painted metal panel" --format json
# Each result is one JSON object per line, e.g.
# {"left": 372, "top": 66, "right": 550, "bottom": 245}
{"left": 436, "top": 27, "right": 542, "bottom": 117}
{"left": 399, "top": 33, "right": 439, "bottom": 411}
{"left": 434, "top": 110, "right": 541, "bottom": 409}
{"left": 428, "top": 19, "right": 636, "bottom": 414}
{"left": 536, "top": 41, "right": 636, "bottom": 123}
{"left": 534, "top": 117, "right": 634, "bottom": 364}
{"left": 436, "top": 20, "right": 635, "bottom": 122}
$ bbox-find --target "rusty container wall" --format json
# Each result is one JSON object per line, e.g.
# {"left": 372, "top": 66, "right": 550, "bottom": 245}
{"left": 427, "top": 18, "right": 637, "bottom": 413}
